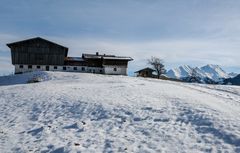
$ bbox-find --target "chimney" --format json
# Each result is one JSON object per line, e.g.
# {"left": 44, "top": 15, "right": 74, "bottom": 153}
{"left": 96, "top": 52, "right": 99, "bottom": 56}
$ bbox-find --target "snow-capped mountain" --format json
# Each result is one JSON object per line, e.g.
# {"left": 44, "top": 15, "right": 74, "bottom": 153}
{"left": 201, "top": 64, "right": 229, "bottom": 81}
{"left": 166, "top": 64, "right": 231, "bottom": 82}
{"left": 166, "top": 65, "right": 193, "bottom": 79}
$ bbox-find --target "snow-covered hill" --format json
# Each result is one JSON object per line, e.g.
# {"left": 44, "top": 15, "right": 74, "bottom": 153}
{"left": 0, "top": 72, "right": 240, "bottom": 152}
{"left": 166, "top": 64, "right": 232, "bottom": 82}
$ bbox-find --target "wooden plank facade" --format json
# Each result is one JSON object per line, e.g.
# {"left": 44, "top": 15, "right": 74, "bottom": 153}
{"left": 7, "top": 37, "right": 68, "bottom": 65}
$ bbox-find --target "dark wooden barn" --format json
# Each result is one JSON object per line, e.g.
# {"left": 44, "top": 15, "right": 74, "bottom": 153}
{"left": 7, "top": 37, "right": 68, "bottom": 66}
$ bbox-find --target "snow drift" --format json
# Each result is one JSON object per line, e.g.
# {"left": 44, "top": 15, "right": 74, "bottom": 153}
{"left": 0, "top": 72, "right": 240, "bottom": 152}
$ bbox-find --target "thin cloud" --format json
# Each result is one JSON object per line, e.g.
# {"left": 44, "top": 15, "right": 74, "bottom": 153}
{"left": 51, "top": 36, "right": 240, "bottom": 65}
{"left": 1, "top": 1, "right": 240, "bottom": 74}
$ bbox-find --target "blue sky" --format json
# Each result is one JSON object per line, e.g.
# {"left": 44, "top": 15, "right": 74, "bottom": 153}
{"left": 0, "top": 0, "right": 240, "bottom": 75}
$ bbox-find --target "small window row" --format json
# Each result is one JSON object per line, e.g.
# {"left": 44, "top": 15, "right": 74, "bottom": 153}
{"left": 19, "top": 65, "right": 94, "bottom": 72}
{"left": 62, "top": 67, "right": 85, "bottom": 71}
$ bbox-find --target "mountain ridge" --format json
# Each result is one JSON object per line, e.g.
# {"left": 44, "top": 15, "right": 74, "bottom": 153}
{"left": 224, "top": 74, "right": 240, "bottom": 85}
{"left": 166, "top": 64, "right": 234, "bottom": 82}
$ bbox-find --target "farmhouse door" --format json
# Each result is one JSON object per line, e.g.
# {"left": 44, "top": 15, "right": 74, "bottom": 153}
{"left": 46, "top": 66, "right": 49, "bottom": 71}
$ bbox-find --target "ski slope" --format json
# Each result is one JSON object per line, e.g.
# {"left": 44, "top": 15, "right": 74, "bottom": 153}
{"left": 0, "top": 72, "right": 240, "bottom": 153}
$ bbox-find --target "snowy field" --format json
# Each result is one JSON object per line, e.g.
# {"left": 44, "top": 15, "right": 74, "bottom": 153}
{"left": 0, "top": 72, "right": 240, "bottom": 153}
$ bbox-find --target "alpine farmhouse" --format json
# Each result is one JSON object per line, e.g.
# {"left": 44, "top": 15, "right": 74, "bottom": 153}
{"left": 7, "top": 37, "right": 133, "bottom": 75}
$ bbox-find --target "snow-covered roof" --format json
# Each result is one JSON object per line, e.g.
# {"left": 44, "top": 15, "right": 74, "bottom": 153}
{"left": 82, "top": 54, "right": 102, "bottom": 59}
{"left": 82, "top": 53, "right": 133, "bottom": 61}
{"left": 102, "top": 56, "right": 133, "bottom": 60}
{"left": 135, "top": 67, "right": 155, "bottom": 73}
{"left": 7, "top": 37, "right": 68, "bottom": 50}
{"left": 65, "top": 57, "right": 85, "bottom": 61}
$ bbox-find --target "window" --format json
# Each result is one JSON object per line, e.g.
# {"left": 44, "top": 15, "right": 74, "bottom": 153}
{"left": 74, "top": 67, "right": 77, "bottom": 70}
{"left": 28, "top": 65, "right": 32, "bottom": 69}
{"left": 82, "top": 67, "right": 85, "bottom": 71}
{"left": 19, "top": 65, "right": 23, "bottom": 68}
{"left": 54, "top": 66, "right": 57, "bottom": 70}
{"left": 93, "top": 70, "right": 95, "bottom": 73}
{"left": 114, "top": 68, "right": 117, "bottom": 71}
{"left": 46, "top": 66, "right": 49, "bottom": 71}
{"left": 63, "top": 67, "right": 66, "bottom": 70}
{"left": 37, "top": 65, "right": 41, "bottom": 69}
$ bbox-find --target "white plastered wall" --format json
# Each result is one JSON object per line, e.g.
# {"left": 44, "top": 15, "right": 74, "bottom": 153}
{"left": 103, "top": 65, "right": 127, "bottom": 75}
{"left": 14, "top": 65, "right": 104, "bottom": 74}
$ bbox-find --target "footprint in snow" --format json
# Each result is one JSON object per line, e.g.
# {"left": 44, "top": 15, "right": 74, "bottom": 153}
{"left": 153, "top": 118, "right": 170, "bottom": 122}
{"left": 63, "top": 123, "right": 78, "bottom": 129}
{"left": 27, "top": 127, "right": 43, "bottom": 136}
{"left": 133, "top": 116, "right": 149, "bottom": 122}
{"left": 50, "top": 147, "right": 65, "bottom": 153}
{"left": 141, "top": 107, "right": 152, "bottom": 111}
{"left": 63, "top": 123, "right": 84, "bottom": 132}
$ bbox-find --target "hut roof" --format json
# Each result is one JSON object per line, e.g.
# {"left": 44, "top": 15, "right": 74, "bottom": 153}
{"left": 135, "top": 67, "right": 155, "bottom": 73}
{"left": 82, "top": 53, "right": 133, "bottom": 61}
{"left": 65, "top": 57, "right": 85, "bottom": 62}
{"left": 7, "top": 37, "right": 68, "bottom": 50}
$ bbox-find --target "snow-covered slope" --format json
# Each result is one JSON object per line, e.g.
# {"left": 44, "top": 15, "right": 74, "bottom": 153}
{"left": 0, "top": 72, "right": 240, "bottom": 152}
{"left": 166, "top": 64, "right": 231, "bottom": 82}
{"left": 0, "top": 71, "right": 51, "bottom": 86}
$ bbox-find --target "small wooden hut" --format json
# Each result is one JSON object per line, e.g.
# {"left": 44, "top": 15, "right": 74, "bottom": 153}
{"left": 135, "top": 67, "right": 156, "bottom": 78}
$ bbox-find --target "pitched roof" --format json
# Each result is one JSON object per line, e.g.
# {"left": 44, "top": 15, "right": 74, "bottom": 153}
{"left": 102, "top": 56, "right": 133, "bottom": 60}
{"left": 82, "top": 53, "right": 133, "bottom": 61}
{"left": 135, "top": 67, "right": 155, "bottom": 73}
{"left": 65, "top": 57, "right": 85, "bottom": 62}
{"left": 82, "top": 53, "right": 102, "bottom": 59}
{"left": 6, "top": 37, "right": 68, "bottom": 50}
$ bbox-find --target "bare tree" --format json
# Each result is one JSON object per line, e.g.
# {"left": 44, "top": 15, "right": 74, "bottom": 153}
{"left": 148, "top": 56, "right": 166, "bottom": 79}
{"left": 188, "top": 67, "right": 199, "bottom": 82}
{"left": 189, "top": 67, "right": 198, "bottom": 78}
